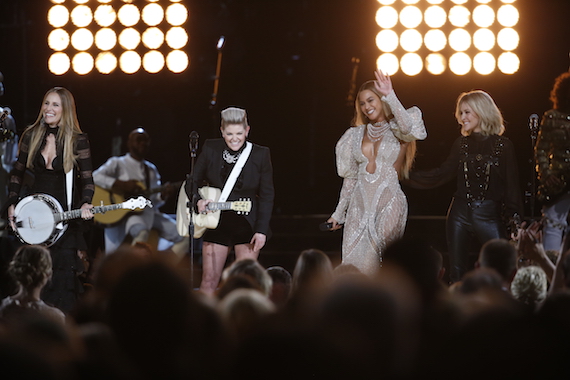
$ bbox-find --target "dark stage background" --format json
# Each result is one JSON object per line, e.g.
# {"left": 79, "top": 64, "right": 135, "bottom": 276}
{"left": 1, "top": 0, "right": 569, "bottom": 221}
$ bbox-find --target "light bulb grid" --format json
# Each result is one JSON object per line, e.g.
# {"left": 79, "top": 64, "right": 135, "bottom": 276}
{"left": 375, "top": 0, "right": 519, "bottom": 75}
{"left": 47, "top": 0, "right": 189, "bottom": 75}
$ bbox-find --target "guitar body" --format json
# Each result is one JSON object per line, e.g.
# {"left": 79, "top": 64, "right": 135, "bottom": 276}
{"left": 92, "top": 184, "right": 146, "bottom": 225}
{"left": 176, "top": 184, "right": 251, "bottom": 239}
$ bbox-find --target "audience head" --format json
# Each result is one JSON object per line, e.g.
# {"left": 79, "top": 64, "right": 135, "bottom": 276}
{"left": 383, "top": 237, "right": 445, "bottom": 303}
{"left": 291, "top": 249, "right": 333, "bottom": 295}
{"left": 266, "top": 266, "right": 292, "bottom": 308}
{"left": 8, "top": 245, "right": 52, "bottom": 292}
{"left": 218, "top": 288, "right": 275, "bottom": 343}
{"left": 510, "top": 265, "right": 548, "bottom": 310}
{"left": 221, "top": 259, "right": 272, "bottom": 296}
{"left": 477, "top": 238, "right": 517, "bottom": 285}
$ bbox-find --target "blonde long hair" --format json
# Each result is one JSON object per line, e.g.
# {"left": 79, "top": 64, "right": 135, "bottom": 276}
{"left": 353, "top": 80, "right": 416, "bottom": 179}
{"left": 22, "top": 87, "right": 82, "bottom": 173}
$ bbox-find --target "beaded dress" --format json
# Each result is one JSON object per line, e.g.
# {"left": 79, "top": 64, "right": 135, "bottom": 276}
{"left": 331, "top": 91, "right": 426, "bottom": 275}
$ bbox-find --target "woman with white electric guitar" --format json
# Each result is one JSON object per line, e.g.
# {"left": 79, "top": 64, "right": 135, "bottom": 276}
{"left": 6, "top": 87, "right": 95, "bottom": 313}
{"left": 185, "top": 107, "right": 274, "bottom": 295}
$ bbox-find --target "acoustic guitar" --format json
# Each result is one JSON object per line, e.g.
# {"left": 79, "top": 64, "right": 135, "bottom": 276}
{"left": 176, "top": 183, "right": 251, "bottom": 238}
{"left": 92, "top": 181, "right": 182, "bottom": 225}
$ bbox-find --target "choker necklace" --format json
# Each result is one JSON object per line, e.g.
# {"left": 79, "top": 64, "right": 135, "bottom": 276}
{"left": 223, "top": 149, "right": 241, "bottom": 164}
{"left": 366, "top": 121, "right": 390, "bottom": 142}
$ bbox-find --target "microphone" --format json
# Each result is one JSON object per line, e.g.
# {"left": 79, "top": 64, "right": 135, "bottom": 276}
{"left": 529, "top": 114, "right": 539, "bottom": 132}
{"left": 217, "top": 36, "right": 225, "bottom": 50}
{"left": 189, "top": 131, "right": 199, "bottom": 153}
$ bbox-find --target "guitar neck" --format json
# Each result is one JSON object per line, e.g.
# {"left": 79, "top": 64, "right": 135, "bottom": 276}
{"left": 55, "top": 203, "right": 126, "bottom": 223}
{"left": 207, "top": 202, "right": 234, "bottom": 211}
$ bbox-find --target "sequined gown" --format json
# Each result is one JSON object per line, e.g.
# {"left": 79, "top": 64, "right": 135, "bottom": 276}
{"left": 331, "top": 91, "right": 426, "bottom": 275}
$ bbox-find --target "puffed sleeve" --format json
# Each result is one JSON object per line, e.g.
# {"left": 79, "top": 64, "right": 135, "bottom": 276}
{"left": 331, "top": 127, "right": 358, "bottom": 224}
{"left": 382, "top": 90, "right": 427, "bottom": 142}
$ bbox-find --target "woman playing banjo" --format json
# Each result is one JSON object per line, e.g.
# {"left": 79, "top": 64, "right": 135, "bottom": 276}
{"left": 6, "top": 87, "right": 94, "bottom": 313}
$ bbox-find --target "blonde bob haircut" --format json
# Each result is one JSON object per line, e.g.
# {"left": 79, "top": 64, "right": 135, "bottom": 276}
{"left": 22, "top": 87, "right": 82, "bottom": 174}
{"left": 455, "top": 90, "right": 505, "bottom": 137}
{"left": 352, "top": 80, "right": 416, "bottom": 180}
{"left": 221, "top": 107, "right": 248, "bottom": 129}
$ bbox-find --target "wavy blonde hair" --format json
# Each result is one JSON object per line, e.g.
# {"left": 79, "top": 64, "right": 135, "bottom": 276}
{"left": 21, "top": 87, "right": 82, "bottom": 173}
{"left": 455, "top": 90, "right": 505, "bottom": 137}
{"left": 353, "top": 80, "right": 416, "bottom": 179}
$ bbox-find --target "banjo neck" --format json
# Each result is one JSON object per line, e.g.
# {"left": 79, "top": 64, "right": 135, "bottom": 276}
{"left": 54, "top": 203, "right": 129, "bottom": 223}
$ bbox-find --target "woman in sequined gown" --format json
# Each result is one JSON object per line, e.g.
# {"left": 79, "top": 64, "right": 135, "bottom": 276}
{"left": 327, "top": 70, "right": 427, "bottom": 275}
{"left": 6, "top": 87, "right": 94, "bottom": 312}
{"left": 406, "top": 90, "right": 523, "bottom": 283}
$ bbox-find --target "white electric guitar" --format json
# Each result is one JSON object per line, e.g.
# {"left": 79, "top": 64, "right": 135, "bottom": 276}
{"left": 12, "top": 193, "right": 152, "bottom": 246}
{"left": 176, "top": 184, "right": 251, "bottom": 238}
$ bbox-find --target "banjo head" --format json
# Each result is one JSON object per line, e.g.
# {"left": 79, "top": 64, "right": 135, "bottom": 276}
{"left": 14, "top": 194, "right": 65, "bottom": 246}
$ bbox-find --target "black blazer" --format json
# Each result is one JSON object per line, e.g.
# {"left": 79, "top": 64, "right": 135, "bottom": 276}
{"left": 186, "top": 138, "right": 274, "bottom": 237}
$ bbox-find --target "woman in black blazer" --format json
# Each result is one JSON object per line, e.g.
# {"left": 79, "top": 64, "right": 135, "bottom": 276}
{"left": 188, "top": 107, "right": 274, "bottom": 294}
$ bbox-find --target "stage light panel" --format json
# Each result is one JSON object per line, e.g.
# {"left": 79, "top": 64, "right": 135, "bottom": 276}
{"left": 48, "top": 1, "right": 190, "bottom": 75}
{"left": 374, "top": 0, "right": 519, "bottom": 75}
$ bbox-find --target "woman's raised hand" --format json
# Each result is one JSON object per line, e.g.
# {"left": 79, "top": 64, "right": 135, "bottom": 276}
{"left": 374, "top": 69, "right": 392, "bottom": 96}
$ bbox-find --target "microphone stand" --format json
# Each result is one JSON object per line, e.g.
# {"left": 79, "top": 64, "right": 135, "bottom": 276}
{"left": 527, "top": 114, "right": 540, "bottom": 218}
{"left": 187, "top": 132, "right": 199, "bottom": 288}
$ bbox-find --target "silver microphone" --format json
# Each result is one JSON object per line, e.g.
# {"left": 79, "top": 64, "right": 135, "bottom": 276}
{"left": 529, "top": 113, "right": 539, "bottom": 132}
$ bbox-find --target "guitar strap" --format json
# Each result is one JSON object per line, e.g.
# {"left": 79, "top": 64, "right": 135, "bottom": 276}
{"left": 219, "top": 142, "right": 252, "bottom": 202}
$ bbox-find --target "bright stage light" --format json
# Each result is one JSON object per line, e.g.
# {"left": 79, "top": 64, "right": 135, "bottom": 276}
{"left": 48, "top": 1, "right": 190, "bottom": 74}
{"left": 376, "top": 30, "right": 399, "bottom": 53}
{"left": 374, "top": 0, "right": 520, "bottom": 75}
{"left": 48, "top": 5, "right": 69, "bottom": 28}
{"left": 166, "top": 3, "right": 188, "bottom": 26}
{"left": 70, "top": 5, "right": 92, "bottom": 27}
{"left": 95, "top": 52, "right": 117, "bottom": 74}
{"left": 498, "top": 52, "right": 519, "bottom": 74}
{"left": 424, "top": 29, "right": 447, "bottom": 52}
{"left": 449, "top": 52, "right": 471, "bottom": 75}
{"left": 143, "top": 50, "right": 165, "bottom": 73}
{"left": 399, "top": 6, "right": 422, "bottom": 28}
{"left": 142, "top": 3, "right": 164, "bottom": 26}
{"left": 94, "top": 5, "right": 116, "bottom": 27}
{"left": 120, "top": 51, "right": 141, "bottom": 74}
{"left": 424, "top": 6, "right": 446, "bottom": 28}
{"left": 377, "top": 53, "right": 399, "bottom": 75}
{"left": 473, "top": 52, "right": 495, "bottom": 74}
{"left": 72, "top": 52, "right": 94, "bottom": 75}
{"left": 472, "top": 5, "right": 495, "bottom": 28}
{"left": 425, "top": 53, "right": 446, "bottom": 75}
{"left": 49, "top": 53, "right": 70, "bottom": 75}
{"left": 401, "top": 53, "right": 423, "bottom": 76}
{"left": 48, "top": 29, "right": 70, "bottom": 51}
{"left": 376, "top": 7, "right": 399, "bottom": 29}
{"left": 166, "top": 50, "right": 189, "bottom": 73}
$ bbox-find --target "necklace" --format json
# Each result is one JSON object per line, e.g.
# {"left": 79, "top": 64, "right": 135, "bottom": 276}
{"left": 366, "top": 121, "right": 390, "bottom": 142}
{"left": 223, "top": 149, "right": 241, "bottom": 164}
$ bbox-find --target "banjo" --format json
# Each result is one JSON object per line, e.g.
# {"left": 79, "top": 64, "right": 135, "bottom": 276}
{"left": 12, "top": 193, "right": 152, "bottom": 246}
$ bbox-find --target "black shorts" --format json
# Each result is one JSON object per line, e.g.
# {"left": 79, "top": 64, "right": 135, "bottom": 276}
{"left": 202, "top": 211, "right": 253, "bottom": 247}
